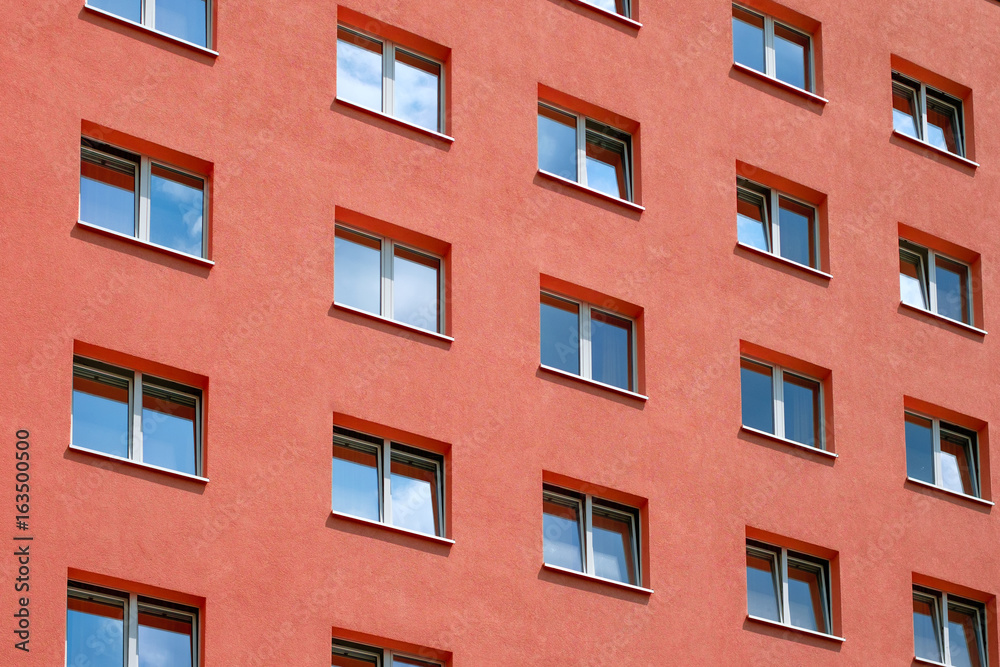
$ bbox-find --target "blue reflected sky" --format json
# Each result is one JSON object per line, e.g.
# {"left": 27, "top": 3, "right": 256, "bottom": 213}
{"left": 149, "top": 169, "right": 204, "bottom": 257}
{"left": 913, "top": 599, "right": 942, "bottom": 662}
{"left": 338, "top": 36, "right": 382, "bottom": 112}
{"left": 390, "top": 469, "right": 436, "bottom": 535}
{"left": 154, "top": 0, "right": 207, "bottom": 47}
{"left": 335, "top": 233, "right": 381, "bottom": 315}
{"left": 948, "top": 610, "right": 979, "bottom": 667}
{"left": 543, "top": 502, "right": 583, "bottom": 572}
{"left": 591, "top": 314, "right": 630, "bottom": 390}
{"left": 73, "top": 387, "right": 129, "bottom": 458}
{"left": 89, "top": 0, "right": 140, "bottom": 23}
{"left": 935, "top": 261, "right": 967, "bottom": 322}
{"left": 540, "top": 298, "right": 579, "bottom": 375}
{"left": 392, "top": 251, "right": 438, "bottom": 331}
{"left": 737, "top": 197, "right": 768, "bottom": 252}
{"left": 746, "top": 555, "right": 780, "bottom": 621}
{"left": 538, "top": 112, "right": 577, "bottom": 180}
{"left": 80, "top": 170, "right": 135, "bottom": 236}
{"left": 332, "top": 447, "right": 380, "bottom": 521}
{"left": 67, "top": 605, "right": 125, "bottom": 667}
{"left": 592, "top": 519, "right": 630, "bottom": 583}
{"left": 142, "top": 402, "right": 196, "bottom": 475}
{"left": 783, "top": 376, "right": 817, "bottom": 447}
{"left": 394, "top": 53, "right": 439, "bottom": 131}
{"left": 732, "top": 16, "right": 764, "bottom": 72}
{"left": 740, "top": 362, "right": 773, "bottom": 434}
{"left": 774, "top": 34, "right": 807, "bottom": 89}
{"left": 905, "top": 416, "right": 934, "bottom": 483}
{"left": 787, "top": 567, "right": 822, "bottom": 631}
{"left": 586, "top": 156, "right": 622, "bottom": 198}
{"left": 138, "top": 617, "right": 193, "bottom": 667}
{"left": 778, "top": 206, "right": 812, "bottom": 267}
{"left": 894, "top": 109, "right": 919, "bottom": 137}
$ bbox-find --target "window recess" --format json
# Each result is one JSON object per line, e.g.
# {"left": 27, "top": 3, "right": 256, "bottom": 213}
{"left": 737, "top": 178, "right": 820, "bottom": 270}
{"left": 899, "top": 240, "right": 973, "bottom": 327}
{"left": 893, "top": 72, "right": 966, "bottom": 158}
{"left": 746, "top": 540, "right": 832, "bottom": 635}
{"left": 732, "top": 4, "right": 814, "bottom": 92}
{"left": 740, "top": 357, "right": 825, "bottom": 450}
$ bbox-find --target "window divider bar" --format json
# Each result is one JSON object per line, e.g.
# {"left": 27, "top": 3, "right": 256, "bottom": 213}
{"left": 919, "top": 83, "right": 929, "bottom": 144}
{"left": 773, "top": 366, "right": 785, "bottom": 439}
{"left": 941, "top": 591, "right": 951, "bottom": 662}
{"left": 769, "top": 190, "right": 781, "bottom": 257}
{"left": 779, "top": 547, "right": 790, "bottom": 625}
{"left": 764, "top": 16, "right": 776, "bottom": 78}
{"left": 928, "top": 249, "right": 939, "bottom": 314}
{"left": 127, "top": 592, "right": 139, "bottom": 667}
{"left": 931, "top": 419, "right": 943, "bottom": 489}
{"left": 138, "top": 156, "right": 151, "bottom": 241}
{"left": 383, "top": 42, "right": 395, "bottom": 116}
{"left": 580, "top": 304, "right": 593, "bottom": 380}
{"left": 382, "top": 439, "right": 392, "bottom": 526}
{"left": 584, "top": 494, "right": 595, "bottom": 576}
{"left": 131, "top": 372, "right": 143, "bottom": 464}
{"left": 381, "top": 239, "right": 393, "bottom": 320}
{"left": 576, "top": 115, "right": 587, "bottom": 187}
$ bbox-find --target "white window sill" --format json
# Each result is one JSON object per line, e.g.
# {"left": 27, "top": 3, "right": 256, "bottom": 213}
{"left": 562, "top": 0, "right": 642, "bottom": 29}
{"left": 905, "top": 477, "right": 994, "bottom": 507}
{"left": 83, "top": 4, "right": 219, "bottom": 56}
{"left": 740, "top": 426, "right": 837, "bottom": 458}
{"left": 77, "top": 220, "right": 214, "bottom": 267}
{"left": 539, "top": 364, "right": 648, "bottom": 401}
{"left": 732, "top": 63, "right": 828, "bottom": 105}
{"left": 736, "top": 242, "right": 831, "bottom": 280}
{"left": 542, "top": 563, "right": 653, "bottom": 594}
{"left": 746, "top": 615, "right": 844, "bottom": 642}
{"left": 899, "top": 302, "right": 986, "bottom": 335}
{"left": 335, "top": 97, "right": 455, "bottom": 143}
{"left": 891, "top": 130, "right": 979, "bottom": 169}
{"left": 333, "top": 302, "right": 454, "bottom": 342}
{"left": 330, "top": 511, "right": 455, "bottom": 545}
{"left": 69, "top": 444, "right": 209, "bottom": 483}
{"left": 537, "top": 170, "right": 645, "bottom": 213}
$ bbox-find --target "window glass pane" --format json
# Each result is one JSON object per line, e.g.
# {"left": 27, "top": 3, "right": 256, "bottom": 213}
{"left": 948, "top": 605, "right": 984, "bottom": 667}
{"left": 591, "top": 508, "right": 636, "bottom": 585}
{"left": 333, "top": 654, "right": 379, "bottom": 667}
{"left": 338, "top": 29, "right": 384, "bottom": 112}
{"left": 540, "top": 294, "right": 580, "bottom": 375}
{"left": 591, "top": 310, "right": 632, "bottom": 391}
{"left": 538, "top": 105, "right": 578, "bottom": 181}
{"left": 913, "top": 595, "right": 943, "bottom": 662}
{"left": 732, "top": 6, "right": 765, "bottom": 73}
{"left": 584, "top": 0, "right": 627, "bottom": 15}
{"left": 332, "top": 643, "right": 381, "bottom": 667}
{"left": 900, "top": 249, "right": 928, "bottom": 309}
{"left": 935, "top": 256, "right": 970, "bottom": 324}
{"left": 80, "top": 151, "right": 137, "bottom": 236}
{"left": 737, "top": 190, "right": 769, "bottom": 252}
{"left": 67, "top": 595, "right": 125, "bottom": 667}
{"left": 542, "top": 496, "right": 583, "bottom": 572}
{"left": 88, "top": 0, "right": 141, "bottom": 23}
{"left": 777, "top": 198, "right": 816, "bottom": 268}
{"left": 585, "top": 133, "right": 628, "bottom": 200}
{"left": 390, "top": 454, "right": 440, "bottom": 536}
{"left": 773, "top": 24, "right": 810, "bottom": 90}
{"left": 783, "top": 373, "right": 820, "bottom": 448}
{"left": 940, "top": 431, "right": 976, "bottom": 496}
{"left": 72, "top": 370, "right": 130, "bottom": 459}
{"left": 740, "top": 359, "right": 774, "bottom": 434}
{"left": 927, "top": 98, "right": 960, "bottom": 155}
{"left": 137, "top": 610, "right": 193, "bottom": 667}
{"left": 392, "top": 247, "right": 440, "bottom": 332}
{"left": 905, "top": 414, "right": 935, "bottom": 484}
{"left": 787, "top": 562, "right": 826, "bottom": 632}
{"left": 154, "top": 0, "right": 207, "bottom": 47}
{"left": 332, "top": 443, "right": 380, "bottom": 521}
{"left": 393, "top": 658, "right": 439, "bottom": 667}
{"left": 394, "top": 50, "right": 440, "bottom": 132}
{"left": 141, "top": 385, "right": 197, "bottom": 475}
{"left": 335, "top": 228, "right": 382, "bottom": 315}
{"left": 893, "top": 84, "right": 920, "bottom": 138}
{"left": 746, "top": 550, "right": 781, "bottom": 621}
{"left": 149, "top": 165, "right": 205, "bottom": 257}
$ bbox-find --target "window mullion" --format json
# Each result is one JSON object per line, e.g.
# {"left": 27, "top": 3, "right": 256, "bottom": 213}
{"left": 920, "top": 84, "right": 929, "bottom": 143}
{"left": 932, "top": 419, "right": 943, "bottom": 487}
{"left": 780, "top": 548, "right": 790, "bottom": 625}
{"left": 382, "top": 439, "right": 392, "bottom": 525}
{"left": 584, "top": 495, "right": 595, "bottom": 576}
{"left": 381, "top": 239, "right": 393, "bottom": 319}
{"left": 383, "top": 42, "right": 394, "bottom": 115}
{"left": 773, "top": 367, "right": 784, "bottom": 439}
{"left": 127, "top": 592, "right": 139, "bottom": 667}
{"left": 142, "top": 0, "right": 154, "bottom": 30}
{"left": 941, "top": 592, "right": 951, "bottom": 663}
{"left": 138, "top": 156, "right": 151, "bottom": 241}
{"left": 132, "top": 372, "right": 143, "bottom": 463}
{"left": 580, "top": 304, "right": 592, "bottom": 380}
{"left": 927, "top": 250, "right": 938, "bottom": 313}
{"left": 576, "top": 115, "right": 587, "bottom": 186}
{"left": 764, "top": 17, "right": 776, "bottom": 78}
{"left": 770, "top": 190, "right": 781, "bottom": 257}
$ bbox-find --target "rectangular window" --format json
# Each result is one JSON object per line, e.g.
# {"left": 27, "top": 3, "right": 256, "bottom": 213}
{"left": 80, "top": 138, "right": 208, "bottom": 259}
{"left": 746, "top": 540, "right": 831, "bottom": 634}
{"left": 913, "top": 586, "right": 987, "bottom": 667}
{"left": 542, "top": 485, "right": 640, "bottom": 587}
{"left": 732, "top": 4, "right": 813, "bottom": 92}
{"left": 540, "top": 292, "right": 636, "bottom": 392}
{"left": 892, "top": 72, "right": 966, "bottom": 157}
{"left": 337, "top": 25, "right": 445, "bottom": 133}
{"left": 905, "top": 412, "right": 981, "bottom": 499}
{"left": 332, "top": 427, "right": 445, "bottom": 538}
{"left": 333, "top": 639, "right": 441, "bottom": 667}
{"left": 737, "top": 179, "right": 819, "bottom": 269}
{"left": 899, "top": 240, "right": 973, "bottom": 325}
{"left": 67, "top": 582, "right": 198, "bottom": 667}
{"left": 87, "top": 0, "right": 211, "bottom": 47}
{"left": 71, "top": 357, "right": 202, "bottom": 477}
{"left": 740, "top": 358, "right": 823, "bottom": 450}
{"left": 537, "top": 102, "right": 634, "bottom": 202}
{"left": 334, "top": 225, "right": 445, "bottom": 334}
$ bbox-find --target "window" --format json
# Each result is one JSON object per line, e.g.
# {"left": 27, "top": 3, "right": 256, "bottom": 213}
{"left": 540, "top": 292, "right": 637, "bottom": 392}
{"left": 71, "top": 357, "right": 202, "bottom": 477}
{"left": 905, "top": 412, "right": 981, "bottom": 499}
{"left": 746, "top": 540, "right": 831, "bottom": 634}
{"left": 86, "top": 0, "right": 211, "bottom": 48}
{"left": 332, "top": 427, "right": 445, "bottom": 538}
{"left": 893, "top": 72, "right": 966, "bottom": 157}
{"left": 899, "top": 240, "right": 973, "bottom": 326}
{"left": 337, "top": 25, "right": 444, "bottom": 133}
{"left": 80, "top": 138, "right": 208, "bottom": 259}
{"left": 542, "top": 485, "right": 641, "bottom": 587}
{"left": 913, "top": 586, "right": 987, "bottom": 667}
{"left": 334, "top": 225, "right": 445, "bottom": 334}
{"left": 580, "top": 0, "right": 631, "bottom": 18}
{"left": 737, "top": 179, "right": 819, "bottom": 269}
{"left": 732, "top": 4, "right": 813, "bottom": 92}
{"left": 537, "top": 102, "right": 634, "bottom": 202}
{"left": 740, "top": 358, "right": 823, "bottom": 449}
{"left": 67, "top": 582, "right": 199, "bottom": 667}
{"left": 333, "top": 639, "right": 441, "bottom": 667}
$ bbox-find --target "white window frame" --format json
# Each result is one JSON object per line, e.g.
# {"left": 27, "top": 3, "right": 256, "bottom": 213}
{"left": 540, "top": 291, "right": 639, "bottom": 393}
{"left": 332, "top": 429, "right": 446, "bottom": 538}
{"left": 537, "top": 102, "right": 634, "bottom": 202}
{"left": 80, "top": 139, "right": 210, "bottom": 259}
{"left": 334, "top": 224, "right": 446, "bottom": 334}
{"left": 746, "top": 541, "right": 831, "bottom": 634}
{"left": 84, "top": 0, "right": 213, "bottom": 50}
{"left": 586, "top": 0, "right": 631, "bottom": 17}
{"left": 733, "top": 4, "right": 815, "bottom": 93}
{"left": 332, "top": 639, "right": 442, "bottom": 666}
{"left": 337, "top": 25, "right": 446, "bottom": 133}
{"left": 741, "top": 357, "right": 826, "bottom": 450}
{"left": 67, "top": 583, "right": 200, "bottom": 667}
{"left": 71, "top": 357, "right": 204, "bottom": 476}
{"left": 913, "top": 586, "right": 988, "bottom": 667}
{"left": 899, "top": 240, "right": 974, "bottom": 326}
{"left": 542, "top": 486, "right": 641, "bottom": 586}
{"left": 892, "top": 72, "right": 966, "bottom": 157}
{"left": 905, "top": 411, "right": 981, "bottom": 499}
{"left": 737, "top": 179, "right": 820, "bottom": 269}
